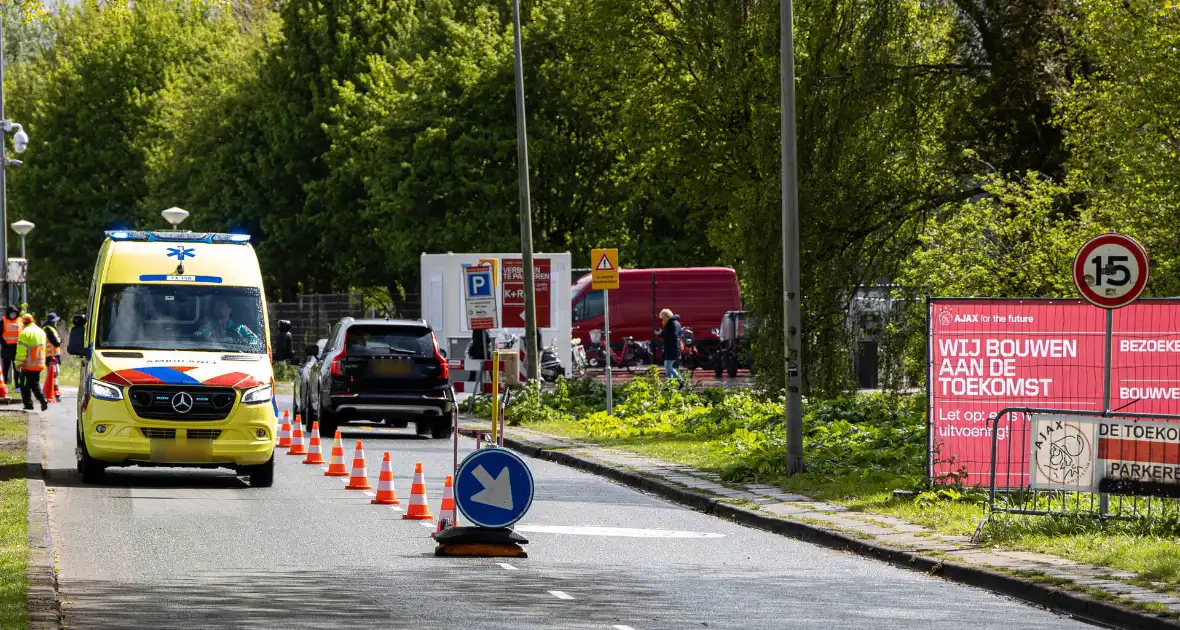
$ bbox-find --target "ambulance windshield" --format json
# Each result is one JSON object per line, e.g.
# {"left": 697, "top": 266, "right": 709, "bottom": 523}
{"left": 96, "top": 284, "right": 266, "bottom": 353}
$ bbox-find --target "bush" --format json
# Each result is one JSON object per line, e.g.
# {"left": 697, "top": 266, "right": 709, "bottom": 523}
{"left": 477, "top": 370, "right": 926, "bottom": 486}
{"left": 722, "top": 393, "right": 925, "bottom": 483}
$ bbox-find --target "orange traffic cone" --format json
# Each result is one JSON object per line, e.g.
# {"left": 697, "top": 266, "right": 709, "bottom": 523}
{"left": 324, "top": 431, "right": 349, "bottom": 476}
{"left": 0, "top": 374, "right": 9, "bottom": 401}
{"left": 277, "top": 412, "right": 292, "bottom": 449}
{"left": 371, "top": 453, "right": 400, "bottom": 505}
{"left": 42, "top": 363, "right": 55, "bottom": 404}
{"left": 288, "top": 416, "right": 307, "bottom": 456}
{"left": 345, "top": 440, "right": 372, "bottom": 490}
{"left": 53, "top": 363, "right": 61, "bottom": 403}
{"left": 436, "top": 474, "right": 458, "bottom": 532}
{"left": 303, "top": 422, "right": 325, "bottom": 465}
{"left": 402, "top": 462, "right": 434, "bottom": 521}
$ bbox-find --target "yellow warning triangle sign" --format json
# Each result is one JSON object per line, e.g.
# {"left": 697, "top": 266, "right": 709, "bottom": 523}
{"left": 595, "top": 254, "right": 615, "bottom": 271}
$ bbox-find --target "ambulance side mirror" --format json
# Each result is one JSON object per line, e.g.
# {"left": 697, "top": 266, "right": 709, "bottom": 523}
{"left": 67, "top": 325, "right": 89, "bottom": 359}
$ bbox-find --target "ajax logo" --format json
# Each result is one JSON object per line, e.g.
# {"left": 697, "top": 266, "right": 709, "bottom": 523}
{"left": 1033, "top": 419, "right": 1093, "bottom": 486}
{"left": 937, "top": 307, "right": 954, "bottom": 327}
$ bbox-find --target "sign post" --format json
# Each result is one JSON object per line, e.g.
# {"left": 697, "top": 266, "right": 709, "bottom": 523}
{"left": 1073, "top": 232, "right": 1150, "bottom": 513}
{"left": 591, "top": 249, "right": 619, "bottom": 415}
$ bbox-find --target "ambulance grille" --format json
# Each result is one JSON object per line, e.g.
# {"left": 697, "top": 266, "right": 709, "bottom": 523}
{"left": 129, "top": 386, "right": 236, "bottom": 420}
{"left": 186, "top": 429, "right": 222, "bottom": 440}
{"left": 140, "top": 428, "right": 176, "bottom": 439}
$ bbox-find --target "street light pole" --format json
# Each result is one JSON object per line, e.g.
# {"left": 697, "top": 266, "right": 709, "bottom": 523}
{"left": 17, "top": 234, "right": 23, "bottom": 304}
{"left": 781, "top": 0, "right": 805, "bottom": 474}
{"left": 511, "top": 0, "right": 539, "bottom": 382}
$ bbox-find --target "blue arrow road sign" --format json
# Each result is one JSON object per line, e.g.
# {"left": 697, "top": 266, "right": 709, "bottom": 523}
{"left": 454, "top": 447, "right": 534, "bottom": 529}
{"left": 465, "top": 267, "right": 494, "bottom": 298}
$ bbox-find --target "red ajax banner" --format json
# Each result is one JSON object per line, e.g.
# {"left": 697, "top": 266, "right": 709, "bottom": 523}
{"left": 929, "top": 299, "right": 1180, "bottom": 486}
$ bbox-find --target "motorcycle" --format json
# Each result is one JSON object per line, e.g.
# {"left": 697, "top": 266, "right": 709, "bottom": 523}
{"left": 540, "top": 345, "right": 565, "bottom": 382}
{"left": 587, "top": 334, "right": 651, "bottom": 371}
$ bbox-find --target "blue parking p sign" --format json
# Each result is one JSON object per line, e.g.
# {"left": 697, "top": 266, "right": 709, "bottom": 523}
{"left": 466, "top": 268, "right": 493, "bottom": 298}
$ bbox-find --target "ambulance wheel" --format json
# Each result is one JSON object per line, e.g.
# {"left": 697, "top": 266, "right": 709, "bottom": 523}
{"left": 247, "top": 456, "right": 275, "bottom": 488}
{"left": 77, "top": 434, "right": 106, "bottom": 484}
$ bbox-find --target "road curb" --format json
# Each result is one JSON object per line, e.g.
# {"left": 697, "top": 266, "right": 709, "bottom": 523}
{"left": 471, "top": 429, "right": 1179, "bottom": 630}
{"left": 25, "top": 410, "right": 61, "bottom": 630}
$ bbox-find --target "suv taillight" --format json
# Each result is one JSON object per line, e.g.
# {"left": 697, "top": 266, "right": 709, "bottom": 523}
{"left": 330, "top": 349, "right": 345, "bottom": 376}
{"left": 432, "top": 332, "right": 449, "bottom": 379}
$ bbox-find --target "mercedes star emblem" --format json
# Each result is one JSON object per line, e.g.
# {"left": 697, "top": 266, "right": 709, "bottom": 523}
{"left": 171, "top": 392, "right": 195, "bottom": 414}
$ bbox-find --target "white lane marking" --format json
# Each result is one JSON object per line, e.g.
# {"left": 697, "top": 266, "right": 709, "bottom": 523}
{"left": 389, "top": 505, "right": 404, "bottom": 512}
{"left": 548, "top": 590, "right": 574, "bottom": 600}
{"left": 364, "top": 491, "right": 375, "bottom": 497}
{"left": 514, "top": 525, "right": 725, "bottom": 539}
{"left": 614, "top": 626, "right": 637, "bottom": 630}
{"left": 421, "top": 521, "right": 435, "bottom": 529}
{"left": 497, "top": 563, "right": 517, "bottom": 571}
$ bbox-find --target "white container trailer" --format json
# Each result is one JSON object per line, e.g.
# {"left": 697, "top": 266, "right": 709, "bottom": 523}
{"left": 420, "top": 252, "right": 573, "bottom": 374}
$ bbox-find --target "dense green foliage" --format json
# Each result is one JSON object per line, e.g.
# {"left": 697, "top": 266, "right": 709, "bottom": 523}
{"left": 6, "top": 0, "right": 1180, "bottom": 392}
{"left": 479, "top": 370, "right": 924, "bottom": 484}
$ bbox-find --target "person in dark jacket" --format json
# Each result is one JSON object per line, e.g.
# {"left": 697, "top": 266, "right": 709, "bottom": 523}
{"left": 659, "top": 308, "right": 684, "bottom": 387}
{"left": 468, "top": 328, "right": 489, "bottom": 360}
{"left": 273, "top": 320, "right": 294, "bottom": 363}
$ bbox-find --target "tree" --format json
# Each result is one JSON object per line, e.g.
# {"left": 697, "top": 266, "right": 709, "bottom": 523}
{"left": 7, "top": 0, "right": 259, "bottom": 315}
{"left": 1059, "top": 0, "right": 1180, "bottom": 296}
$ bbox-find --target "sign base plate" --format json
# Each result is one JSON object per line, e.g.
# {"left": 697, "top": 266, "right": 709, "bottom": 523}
{"left": 433, "top": 526, "right": 529, "bottom": 558}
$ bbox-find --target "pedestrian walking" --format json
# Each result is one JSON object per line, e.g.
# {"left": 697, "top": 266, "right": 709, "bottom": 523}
{"left": 658, "top": 308, "right": 684, "bottom": 388}
{"left": 15, "top": 313, "right": 48, "bottom": 411}
{"left": 1, "top": 305, "right": 22, "bottom": 390}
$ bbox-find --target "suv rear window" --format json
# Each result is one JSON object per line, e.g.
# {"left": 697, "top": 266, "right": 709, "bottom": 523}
{"left": 344, "top": 326, "right": 434, "bottom": 356}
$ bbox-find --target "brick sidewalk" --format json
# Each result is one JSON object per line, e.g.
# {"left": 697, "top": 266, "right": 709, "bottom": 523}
{"left": 464, "top": 419, "right": 1180, "bottom": 626}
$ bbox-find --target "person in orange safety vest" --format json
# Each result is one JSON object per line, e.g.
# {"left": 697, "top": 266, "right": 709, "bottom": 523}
{"left": 1, "top": 305, "right": 23, "bottom": 390}
{"left": 15, "top": 314, "right": 47, "bottom": 411}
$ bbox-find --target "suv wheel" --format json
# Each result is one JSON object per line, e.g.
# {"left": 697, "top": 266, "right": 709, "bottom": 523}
{"left": 316, "top": 404, "right": 338, "bottom": 438}
{"left": 415, "top": 421, "right": 433, "bottom": 438}
{"left": 431, "top": 421, "right": 453, "bottom": 440}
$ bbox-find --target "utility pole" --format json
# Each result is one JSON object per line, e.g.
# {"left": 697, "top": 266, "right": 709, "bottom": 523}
{"left": 511, "top": 0, "right": 539, "bottom": 382}
{"left": 0, "top": 16, "right": 8, "bottom": 309}
{"left": 781, "top": 0, "right": 804, "bottom": 474}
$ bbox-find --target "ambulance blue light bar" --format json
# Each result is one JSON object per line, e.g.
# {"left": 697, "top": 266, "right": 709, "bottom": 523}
{"left": 105, "top": 231, "right": 251, "bottom": 244}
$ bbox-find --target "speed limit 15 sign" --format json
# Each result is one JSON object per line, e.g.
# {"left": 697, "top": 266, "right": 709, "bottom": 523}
{"left": 1073, "top": 233, "right": 1150, "bottom": 309}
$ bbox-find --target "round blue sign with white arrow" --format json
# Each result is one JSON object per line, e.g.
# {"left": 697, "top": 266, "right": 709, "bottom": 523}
{"left": 454, "top": 447, "right": 534, "bottom": 529}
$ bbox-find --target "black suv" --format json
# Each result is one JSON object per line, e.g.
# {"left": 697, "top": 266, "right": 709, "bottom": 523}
{"left": 302, "top": 318, "right": 455, "bottom": 438}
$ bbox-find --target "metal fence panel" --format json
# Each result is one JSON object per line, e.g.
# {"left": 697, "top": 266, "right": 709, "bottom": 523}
{"left": 268, "top": 293, "right": 366, "bottom": 355}
{"left": 986, "top": 408, "right": 1180, "bottom": 524}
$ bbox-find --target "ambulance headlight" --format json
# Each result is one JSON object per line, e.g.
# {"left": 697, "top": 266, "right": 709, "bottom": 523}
{"left": 241, "top": 384, "right": 272, "bottom": 405}
{"left": 90, "top": 378, "right": 124, "bottom": 401}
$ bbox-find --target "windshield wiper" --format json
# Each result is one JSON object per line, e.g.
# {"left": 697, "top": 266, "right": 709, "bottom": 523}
{"left": 386, "top": 347, "right": 418, "bottom": 355}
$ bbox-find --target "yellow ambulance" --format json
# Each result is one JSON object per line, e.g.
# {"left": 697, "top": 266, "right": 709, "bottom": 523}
{"left": 66, "top": 230, "right": 277, "bottom": 486}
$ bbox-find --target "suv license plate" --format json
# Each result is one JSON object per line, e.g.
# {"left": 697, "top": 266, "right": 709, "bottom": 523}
{"left": 375, "top": 359, "right": 412, "bottom": 377}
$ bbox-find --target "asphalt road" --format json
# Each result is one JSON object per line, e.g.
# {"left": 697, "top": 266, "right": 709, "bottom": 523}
{"left": 39, "top": 391, "right": 1091, "bottom": 629}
